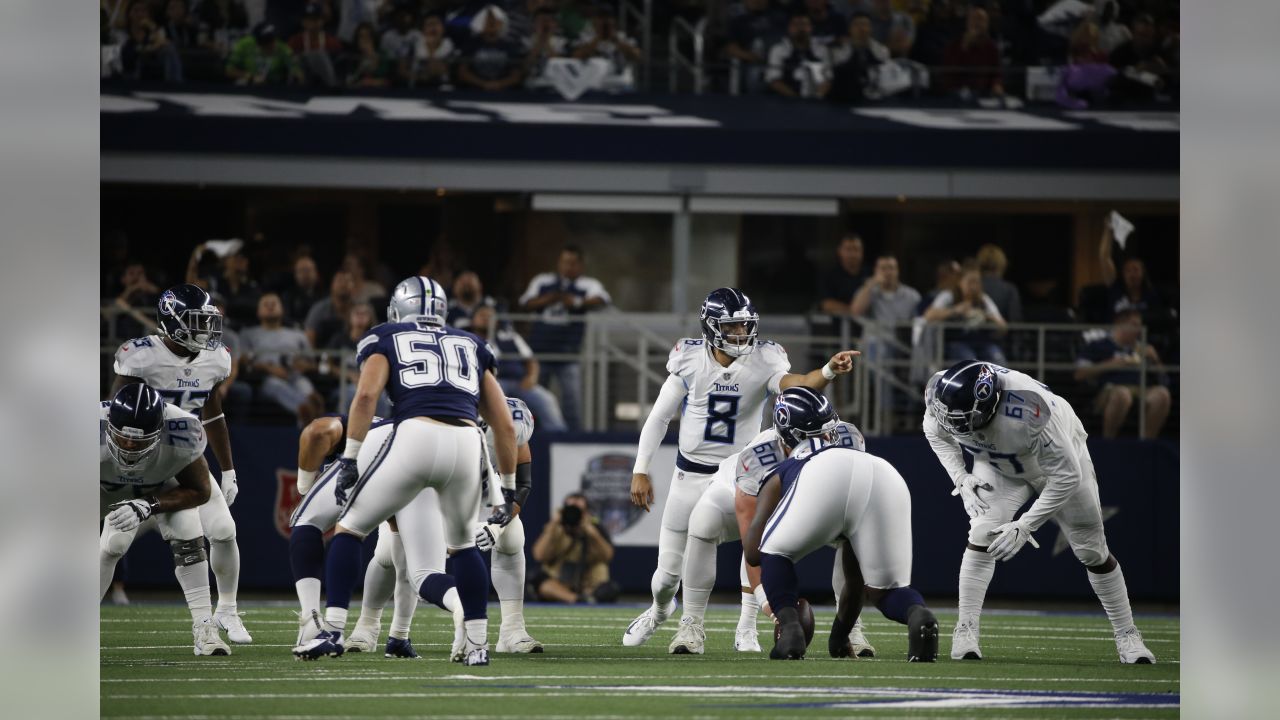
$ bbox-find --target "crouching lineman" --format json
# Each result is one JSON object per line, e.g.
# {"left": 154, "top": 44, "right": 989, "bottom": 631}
{"left": 744, "top": 388, "right": 939, "bottom": 662}
{"left": 668, "top": 385, "right": 875, "bottom": 656}
{"left": 100, "top": 384, "right": 230, "bottom": 656}
{"left": 289, "top": 414, "right": 422, "bottom": 658}
{"left": 924, "top": 361, "right": 1156, "bottom": 664}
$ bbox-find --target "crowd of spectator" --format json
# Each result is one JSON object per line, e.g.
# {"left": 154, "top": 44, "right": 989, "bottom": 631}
{"left": 101, "top": 0, "right": 641, "bottom": 92}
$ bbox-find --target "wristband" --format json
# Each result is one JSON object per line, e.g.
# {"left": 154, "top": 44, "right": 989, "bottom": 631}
{"left": 146, "top": 496, "right": 161, "bottom": 514}
{"left": 201, "top": 413, "right": 225, "bottom": 425}
{"left": 221, "top": 469, "right": 236, "bottom": 483}
{"left": 500, "top": 472, "right": 516, "bottom": 491}
{"left": 821, "top": 362, "right": 837, "bottom": 381}
{"left": 342, "top": 438, "right": 362, "bottom": 460}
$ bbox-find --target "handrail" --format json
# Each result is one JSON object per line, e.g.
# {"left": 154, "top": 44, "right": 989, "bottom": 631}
{"left": 668, "top": 16, "right": 707, "bottom": 95}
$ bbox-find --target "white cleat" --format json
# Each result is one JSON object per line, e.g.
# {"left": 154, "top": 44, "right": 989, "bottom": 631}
{"left": 345, "top": 621, "right": 379, "bottom": 653}
{"left": 462, "top": 640, "right": 490, "bottom": 666}
{"left": 734, "top": 628, "right": 762, "bottom": 653}
{"left": 450, "top": 610, "right": 466, "bottom": 663}
{"left": 668, "top": 616, "right": 706, "bottom": 655}
{"left": 622, "top": 599, "right": 676, "bottom": 647}
{"left": 849, "top": 619, "right": 877, "bottom": 658}
{"left": 214, "top": 610, "right": 253, "bottom": 644}
{"left": 496, "top": 632, "right": 544, "bottom": 653}
{"left": 296, "top": 610, "right": 323, "bottom": 648}
{"left": 951, "top": 619, "right": 983, "bottom": 660}
{"left": 193, "top": 617, "right": 231, "bottom": 656}
{"left": 1115, "top": 626, "right": 1156, "bottom": 664}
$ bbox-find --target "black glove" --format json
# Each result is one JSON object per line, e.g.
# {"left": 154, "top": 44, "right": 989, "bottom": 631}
{"left": 486, "top": 487, "right": 517, "bottom": 527}
{"left": 332, "top": 457, "right": 359, "bottom": 505}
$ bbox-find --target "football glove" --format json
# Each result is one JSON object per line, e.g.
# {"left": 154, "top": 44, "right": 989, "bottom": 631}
{"left": 221, "top": 469, "right": 238, "bottom": 506}
{"left": 106, "top": 499, "right": 154, "bottom": 532}
{"left": 332, "top": 458, "right": 359, "bottom": 505}
{"left": 486, "top": 487, "right": 517, "bottom": 528}
{"left": 950, "top": 473, "right": 993, "bottom": 519}
{"left": 474, "top": 522, "right": 504, "bottom": 552}
{"left": 987, "top": 518, "right": 1040, "bottom": 562}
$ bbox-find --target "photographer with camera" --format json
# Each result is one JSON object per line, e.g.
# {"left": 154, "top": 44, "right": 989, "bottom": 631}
{"left": 531, "top": 493, "right": 617, "bottom": 604}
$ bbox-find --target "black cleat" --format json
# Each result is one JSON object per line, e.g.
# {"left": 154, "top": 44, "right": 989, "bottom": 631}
{"left": 907, "top": 606, "right": 939, "bottom": 663}
{"left": 770, "top": 608, "right": 807, "bottom": 660}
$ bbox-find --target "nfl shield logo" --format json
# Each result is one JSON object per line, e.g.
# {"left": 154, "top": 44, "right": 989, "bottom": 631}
{"left": 274, "top": 468, "right": 303, "bottom": 539}
{"left": 183, "top": 368, "right": 193, "bottom": 377}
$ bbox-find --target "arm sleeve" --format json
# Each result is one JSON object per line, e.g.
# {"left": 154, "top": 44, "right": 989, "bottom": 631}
{"left": 923, "top": 410, "right": 968, "bottom": 485}
{"left": 1017, "top": 415, "right": 1082, "bottom": 532}
{"left": 632, "top": 374, "right": 688, "bottom": 475}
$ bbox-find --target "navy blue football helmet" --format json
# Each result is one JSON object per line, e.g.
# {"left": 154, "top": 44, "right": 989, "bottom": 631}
{"left": 929, "top": 360, "right": 1002, "bottom": 436}
{"left": 157, "top": 284, "right": 222, "bottom": 352}
{"left": 774, "top": 387, "right": 839, "bottom": 449}
{"left": 106, "top": 384, "right": 167, "bottom": 470}
{"left": 700, "top": 288, "right": 759, "bottom": 357}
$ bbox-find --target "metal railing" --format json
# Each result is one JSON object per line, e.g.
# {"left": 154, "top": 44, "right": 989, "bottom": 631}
{"left": 619, "top": 0, "right": 654, "bottom": 92}
{"left": 668, "top": 16, "right": 707, "bottom": 94}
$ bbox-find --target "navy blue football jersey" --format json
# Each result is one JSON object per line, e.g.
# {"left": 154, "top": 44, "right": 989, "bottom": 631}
{"left": 356, "top": 321, "right": 497, "bottom": 424}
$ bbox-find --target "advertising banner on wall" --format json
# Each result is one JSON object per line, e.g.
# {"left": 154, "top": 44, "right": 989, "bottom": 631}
{"left": 549, "top": 443, "right": 677, "bottom": 547}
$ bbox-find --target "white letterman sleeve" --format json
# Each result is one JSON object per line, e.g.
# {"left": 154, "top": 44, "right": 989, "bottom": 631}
{"left": 923, "top": 410, "right": 968, "bottom": 485}
{"left": 632, "top": 374, "right": 688, "bottom": 475}
{"left": 1016, "top": 417, "right": 1082, "bottom": 532}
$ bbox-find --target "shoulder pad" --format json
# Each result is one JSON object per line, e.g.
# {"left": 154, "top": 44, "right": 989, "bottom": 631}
{"left": 1000, "top": 388, "right": 1051, "bottom": 433}
{"left": 666, "top": 338, "right": 704, "bottom": 375}
{"left": 214, "top": 345, "right": 233, "bottom": 379}
{"left": 735, "top": 431, "right": 784, "bottom": 497}
{"left": 756, "top": 340, "right": 790, "bottom": 368}
{"left": 835, "top": 421, "right": 866, "bottom": 452}
{"left": 113, "top": 337, "right": 156, "bottom": 374}
{"left": 508, "top": 397, "right": 535, "bottom": 445}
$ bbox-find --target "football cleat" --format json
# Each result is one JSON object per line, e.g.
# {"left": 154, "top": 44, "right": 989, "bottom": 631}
{"left": 344, "top": 621, "right": 379, "bottom": 653}
{"left": 849, "top": 619, "right": 876, "bottom": 658}
{"left": 668, "top": 616, "right": 706, "bottom": 655}
{"left": 110, "top": 585, "right": 130, "bottom": 606}
{"left": 192, "top": 617, "right": 230, "bottom": 656}
{"left": 1115, "top": 626, "right": 1156, "bottom": 664}
{"left": 496, "top": 633, "right": 544, "bottom": 653}
{"left": 296, "top": 610, "right": 323, "bottom": 647}
{"left": 450, "top": 610, "right": 466, "bottom": 663}
{"left": 293, "top": 625, "right": 344, "bottom": 661}
{"left": 907, "top": 606, "right": 939, "bottom": 662}
{"left": 384, "top": 636, "right": 420, "bottom": 659}
{"left": 734, "top": 628, "right": 762, "bottom": 653}
{"left": 214, "top": 610, "right": 253, "bottom": 644}
{"left": 462, "top": 640, "right": 490, "bottom": 666}
{"left": 622, "top": 598, "right": 676, "bottom": 647}
{"left": 951, "top": 618, "right": 983, "bottom": 660}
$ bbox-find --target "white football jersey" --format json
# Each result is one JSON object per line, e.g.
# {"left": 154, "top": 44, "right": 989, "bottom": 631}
{"left": 728, "top": 421, "right": 865, "bottom": 496}
{"left": 667, "top": 338, "right": 791, "bottom": 466}
{"left": 485, "top": 396, "right": 536, "bottom": 458}
{"left": 923, "top": 364, "right": 1086, "bottom": 489}
{"left": 100, "top": 402, "right": 207, "bottom": 492}
{"left": 113, "top": 335, "right": 232, "bottom": 413}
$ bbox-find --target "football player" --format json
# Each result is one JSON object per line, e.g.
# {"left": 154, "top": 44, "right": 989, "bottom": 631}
{"left": 296, "top": 277, "right": 518, "bottom": 667}
{"left": 111, "top": 284, "right": 251, "bottom": 644}
{"left": 924, "top": 361, "right": 1156, "bottom": 664}
{"left": 100, "top": 384, "right": 230, "bottom": 656}
{"left": 289, "top": 414, "right": 422, "bottom": 659}
{"left": 744, "top": 388, "right": 939, "bottom": 662}
{"left": 669, "top": 386, "right": 874, "bottom": 656}
{"left": 624, "top": 288, "right": 857, "bottom": 647}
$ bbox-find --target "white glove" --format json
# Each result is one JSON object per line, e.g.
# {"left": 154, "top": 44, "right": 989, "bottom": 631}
{"left": 950, "top": 473, "right": 993, "bottom": 519}
{"left": 106, "top": 499, "right": 153, "bottom": 532}
{"left": 474, "top": 522, "right": 504, "bottom": 552}
{"left": 987, "top": 518, "right": 1040, "bottom": 562}
{"left": 221, "top": 469, "right": 238, "bottom": 506}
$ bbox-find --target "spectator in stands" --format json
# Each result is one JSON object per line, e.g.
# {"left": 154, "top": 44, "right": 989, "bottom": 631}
{"left": 766, "top": 12, "right": 833, "bottom": 98}
{"left": 403, "top": 13, "right": 456, "bottom": 88}
{"left": 288, "top": 2, "right": 342, "bottom": 86}
{"left": 805, "top": 0, "right": 848, "bottom": 48}
{"left": 917, "top": 258, "right": 960, "bottom": 314}
{"left": 852, "top": 255, "right": 920, "bottom": 405}
{"left": 340, "top": 253, "right": 387, "bottom": 306}
{"left": 281, "top": 255, "right": 324, "bottom": 327}
{"left": 162, "top": 0, "right": 199, "bottom": 49}
{"left": 195, "top": 0, "right": 251, "bottom": 57}
{"left": 472, "top": 304, "right": 568, "bottom": 432}
{"left": 523, "top": 8, "right": 567, "bottom": 90}
{"left": 121, "top": 0, "right": 185, "bottom": 82}
{"left": 212, "top": 252, "right": 263, "bottom": 326}
{"left": 304, "top": 270, "right": 356, "bottom": 347}
{"left": 828, "top": 12, "right": 886, "bottom": 102}
{"left": 1074, "top": 309, "right": 1171, "bottom": 439}
{"left": 572, "top": 4, "right": 642, "bottom": 91}
{"left": 941, "top": 6, "right": 1003, "bottom": 98}
{"left": 338, "top": 0, "right": 392, "bottom": 44}
{"left": 379, "top": 4, "right": 419, "bottom": 61}
{"left": 864, "top": 0, "right": 914, "bottom": 48}
{"left": 1057, "top": 19, "right": 1116, "bottom": 109}
{"left": 445, "top": 271, "right": 494, "bottom": 330}
{"left": 507, "top": 0, "right": 556, "bottom": 40}
{"left": 519, "top": 245, "right": 611, "bottom": 431}
{"left": 724, "top": 0, "right": 783, "bottom": 94}
{"left": 1098, "top": 221, "right": 1171, "bottom": 326}
{"left": 532, "top": 493, "right": 616, "bottom": 604}
{"left": 458, "top": 5, "right": 526, "bottom": 91}
{"left": 1094, "top": 0, "right": 1131, "bottom": 54}
{"left": 923, "top": 262, "right": 1007, "bottom": 363}
{"left": 241, "top": 293, "right": 325, "bottom": 425}
{"left": 163, "top": 0, "right": 224, "bottom": 80}
{"left": 1109, "top": 13, "right": 1174, "bottom": 102}
{"left": 1068, "top": 18, "right": 1108, "bottom": 64}
{"left": 343, "top": 21, "right": 393, "bottom": 86}
{"left": 976, "top": 243, "right": 1022, "bottom": 322}
{"left": 909, "top": 0, "right": 962, "bottom": 66}
{"left": 818, "top": 234, "right": 869, "bottom": 316}
{"left": 227, "top": 22, "right": 301, "bottom": 84}
{"left": 111, "top": 262, "right": 162, "bottom": 340}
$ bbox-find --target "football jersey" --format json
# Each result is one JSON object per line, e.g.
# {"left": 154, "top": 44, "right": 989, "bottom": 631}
{"left": 730, "top": 421, "right": 865, "bottom": 497}
{"left": 100, "top": 402, "right": 207, "bottom": 492}
{"left": 113, "top": 335, "right": 232, "bottom": 413}
{"left": 485, "top": 397, "right": 536, "bottom": 459}
{"left": 923, "top": 363, "right": 1086, "bottom": 488}
{"left": 356, "top": 321, "right": 497, "bottom": 424}
{"left": 667, "top": 338, "right": 791, "bottom": 466}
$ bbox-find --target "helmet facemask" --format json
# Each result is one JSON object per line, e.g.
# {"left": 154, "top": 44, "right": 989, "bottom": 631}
{"left": 707, "top": 315, "right": 758, "bottom": 357}
{"left": 106, "top": 423, "right": 162, "bottom": 471}
{"left": 930, "top": 386, "right": 1000, "bottom": 437}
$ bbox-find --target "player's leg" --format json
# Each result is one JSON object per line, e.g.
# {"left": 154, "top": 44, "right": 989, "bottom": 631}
{"left": 670, "top": 487, "right": 732, "bottom": 655}
{"left": 735, "top": 555, "right": 763, "bottom": 652}
{"left": 1059, "top": 441, "right": 1155, "bottom": 663}
{"left": 433, "top": 430, "right": 489, "bottom": 665}
{"left": 99, "top": 517, "right": 138, "bottom": 600}
{"left": 158, "top": 508, "right": 229, "bottom": 656}
{"left": 492, "top": 516, "right": 542, "bottom": 653}
{"left": 624, "top": 469, "right": 712, "bottom": 647}
{"left": 346, "top": 523, "right": 397, "bottom": 653}
{"left": 199, "top": 484, "right": 250, "bottom": 643}
{"left": 831, "top": 542, "right": 875, "bottom": 657}
{"left": 288, "top": 462, "right": 344, "bottom": 647}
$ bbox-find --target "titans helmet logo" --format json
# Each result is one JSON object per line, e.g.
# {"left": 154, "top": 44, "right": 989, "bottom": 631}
{"left": 159, "top": 290, "right": 179, "bottom": 318}
{"left": 775, "top": 405, "right": 791, "bottom": 428}
{"left": 974, "top": 365, "right": 995, "bottom": 401}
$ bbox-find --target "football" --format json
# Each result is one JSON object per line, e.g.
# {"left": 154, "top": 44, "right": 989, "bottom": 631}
{"left": 774, "top": 598, "right": 816, "bottom": 648}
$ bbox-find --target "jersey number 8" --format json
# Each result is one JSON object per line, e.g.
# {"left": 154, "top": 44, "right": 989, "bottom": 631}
{"left": 393, "top": 331, "right": 480, "bottom": 394}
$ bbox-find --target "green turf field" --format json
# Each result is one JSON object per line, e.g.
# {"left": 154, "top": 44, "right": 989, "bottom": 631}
{"left": 101, "top": 602, "right": 1178, "bottom": 719}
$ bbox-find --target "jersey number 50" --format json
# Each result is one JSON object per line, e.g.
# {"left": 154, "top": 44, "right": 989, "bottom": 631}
{"left": 393, "top": 331, "right": 480, "bottom": 394}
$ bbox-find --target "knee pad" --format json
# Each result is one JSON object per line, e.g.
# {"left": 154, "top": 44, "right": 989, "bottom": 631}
{"left": 687, "top": 504, "right": 723, "bottom": 544}
{"left": 967, "top": 519, "right": 1001, "bottom": 548}
{"left": 495, "top": 516, "right": 525, "bottom": 555}
{"left": 170, "top": 537, "right": 208, "bottom": 567}
{"left": 1071, "top": 540, "right": 1110, "bottom": 568}
{"left": 101, "top": 531, "right": 133, "bottom": 559}
{"left": 202, "top": 505, "right": 237, "bottom": 543}
{"left": 373, "top": 530, "right": 396, "bottom": 570}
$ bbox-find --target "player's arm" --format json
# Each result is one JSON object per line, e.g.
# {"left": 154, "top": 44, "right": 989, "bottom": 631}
{"left": 849, "top": 277, "right": 877, "bottom": 318}
{"left": 158, "top": 455, "right": 214, "bottom": 513}
{"left": 630, "top": 373, "right": 688, "bottom": 511}
{"left": 202, "top": 382, "right": 233, "bottom": 472}
{"left": 345, "top": 355, "right": 388, "bottom": 447}
{"left": 1015, "top": 422, "right": 1082, "bottom": 533}
{"left": 778, "top": 350, "right": 859, "bottom": 391}
{"left": 734, "top": 487, "right": 764, "bottom": 594}
{"left": 513, "top": 442, "right": 533, "bottom": 514}
{"left": 743, "top": 474, "right": 783, "bottom": 567}
{"left": 297, "top": 415, "right": 344, "bottom": 494}
{"left": 478, "top": 370, "right": 517, "bottom": 478}
{"left": 922, "top": 409, "right": 969, "bottom": 485}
